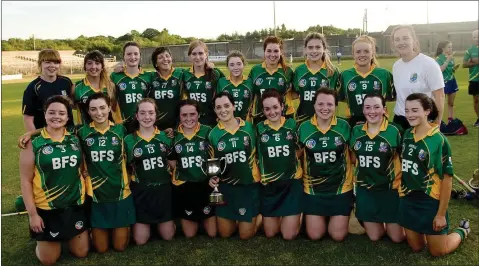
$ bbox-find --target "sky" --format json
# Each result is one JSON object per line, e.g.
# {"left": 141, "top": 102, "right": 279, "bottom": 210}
{"left": 1, "top": 1, "right": 478, "bottom": 40}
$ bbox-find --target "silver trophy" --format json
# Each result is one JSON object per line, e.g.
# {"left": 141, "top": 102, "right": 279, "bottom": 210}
{"left": 200, "top": 158, "right": 227, "bottom": 205}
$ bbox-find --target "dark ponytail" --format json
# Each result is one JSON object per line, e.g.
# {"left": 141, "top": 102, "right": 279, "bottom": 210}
{"left": 405, "top": 93, "right": 438, "bottom": 121}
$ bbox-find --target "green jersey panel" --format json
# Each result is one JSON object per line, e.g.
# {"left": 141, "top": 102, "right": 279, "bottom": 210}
{"left": 208, "top": 119, "right": 260, "bottom": 185}
{"left": 78, "top": 123, "right": 131, "bottom": 203}
{"left": 73, "top": 78, "right": 109, "bottom": 125}
{"left": 464, "top": 45, "right": 479, "bottom": 81}
{"left": 168, "top": 124, "right": 212, "bottom": 184}
{"left": 338, "top": 66, "right": 395, "bottom": 117}
{"left": 110, "top": 71, "right": 152, "bottom": 123}
{"left": 182, "top": 68, "right": 224, "bottom": 127}
{"left": 436, "top": 54, "right": 456, "bottom": 82}
{"left": 248, "top": 63, "right": 294, "bottom": 118}
{"left": 125, "top": 129, "right": 172, "bottom": 186}
{"left": 32, "top": 129, "right": 84, "bottom": 210}
{"left": 293, "top": 63, "right": 340, "bottom": 124}
{"left": 256, "top": 117, "right": 302, "bottom": 184}
{"left": 148, "top": 68, "right": 184, "bottom": 129}
{"left": 350, "top": 119, "right": 403, "bottom": 191}
{"left": 399, "top": 126, "right": 454, "bottom": 200}
{"left": 216, "top": 77, "right": 253, "bottom": 121}
{"left": 297, "top": 116, "right": 353, "bottom": 195}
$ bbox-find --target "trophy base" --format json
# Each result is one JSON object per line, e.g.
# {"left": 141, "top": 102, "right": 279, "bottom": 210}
{"left": 209, "top": 192, "right": 226, "bottom": 206}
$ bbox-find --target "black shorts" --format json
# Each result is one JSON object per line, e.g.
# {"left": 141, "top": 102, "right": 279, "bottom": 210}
{"left": 469, "top": 81, "right": 479, "bottom": 95}
{"left": 30, "top": 204, "right": 88, "bottom": 242}
{"left": 131, "top": 182, "right": 173, "bottom": 224}
{"left": 173, "top": 181, "right": 215, "bottom": 222}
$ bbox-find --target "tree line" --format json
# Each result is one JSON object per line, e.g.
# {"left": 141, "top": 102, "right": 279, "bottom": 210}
{"left": 1, "top": 24, "right": 361, "bottom": 56}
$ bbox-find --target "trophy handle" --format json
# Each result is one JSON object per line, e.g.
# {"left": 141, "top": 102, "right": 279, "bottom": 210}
{"left": 199, "top": 158, "right": 207, "bottom": 176}
{"left": 219, "top": 157, "right": 227, "bottom": 175}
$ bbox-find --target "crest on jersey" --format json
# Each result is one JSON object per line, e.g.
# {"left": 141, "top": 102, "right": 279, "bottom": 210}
{"left": 278, "top": 78, "right": 284, "bottom": 86}
{"left": 244, "top": 89, "right": 250, "bottom": 98}
{"left": 374, "top": 81, "right": 380, "bottom": 91}
{"left": 199, "top": 141, "right": 205, "bottom": 151}
{"left": 42, "top": 146, "right": 53, "bottom": 155}
{"left": 171, "top": 79, "right": 177, "bottom": 87}
{"left": 418, "top": 149, "right": 427, "bottom": 161}
{"left": 119, "top": 82, "right": 127, "bottom": 91}
{"left": 82, "top": 96, "right": 89, "bottom": 103}
{"left": 348, "top": 83, "right": 356, "bottom": 91}
{"left": 205, "top": 82, "right": 212, "bottom": 89}
{"left": 203, "top": 206, "right": 211, "bottom": 215}
{"left": 134, "top": 148, "right": 143, "bottom": 157}
{"left": 334, "top": 137, "right": 343, "bottom": 146}
{"left": 152, "top": 81, "right": 160, "bottom": 88}
{"left": 159, "top": 143, "right": 166, "bottom": 152}
{"left": 61, "top": 90, "right": 67, "bottom": 96}
{"left": 75, "top": 221, "right": 84, "bottom": 230}
{"left": 112, "top": 137, "right": 119, "bottom": 146}
{"left": 186, "top": 82, "right": 191, "bottom": 89}
{"left": 70, "top": 143, "right": 79, "bottom": 151}
{"left": 286, "top": 131, "right": 293, "bottom": 140}
{"left": 255, "top": 78, "right": 263, "bottom": 86}
{"left": 238, "top": 208, "right": 246, "bottom": 215}
{"left": 354, "top": 141, "right": 361, "bottom": 151}
{"left": 299, "top": 79, "right": 307, "bottom": 88}
{"left": 321, "top": 79, "right": 328, "bottom": 87}
{"left": 410, "top": 73, "right": 418, "bottom": 83}
{"left": 86, "top": 138, "right": 94, "bottom": 146}
{"left": 243, "top": 136, "right": 249, "bottom": 147}
{"left": 261, "top": 134, "right": 269, "bottom": 142}
{"left": 379, "top": 142, "right": 388, "bottom": 152}
{"left": 218, "top": 141, "right": 226, "bottom": 151}
{"left": 175, "top": 144, "right": 182, "bottom": 154}
{"left": 141, "top": 83, "right": 147, "bottom": 91}
{"left": 402, "top": 143, "right": 406, "bottom": 155}
{"left": 306, "top": 139, "right": 316, "bottom": 149}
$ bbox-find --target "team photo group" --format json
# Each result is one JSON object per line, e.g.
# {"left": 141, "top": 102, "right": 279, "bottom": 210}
{"left": 17, "top": 24, "right": 478, "bottom": 265}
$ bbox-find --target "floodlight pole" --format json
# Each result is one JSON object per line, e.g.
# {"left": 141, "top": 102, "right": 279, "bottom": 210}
{"left": 273, "top": 1, "right": 277, "bottom": 36}
{"left": 427, "top": 1, "right": 431, "bottom": 55}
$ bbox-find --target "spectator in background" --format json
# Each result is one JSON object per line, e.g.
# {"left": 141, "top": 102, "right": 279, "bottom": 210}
{"left": 336, "top": 48, "right": 342, "bottom": 65}
{"left": 435, "top": 41, "right": 460, "bottom": 123}
{"left": 463, "top": 29, "right": 479, "bottom": 127}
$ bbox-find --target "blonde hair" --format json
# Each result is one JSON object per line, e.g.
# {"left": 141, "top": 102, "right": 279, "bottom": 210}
{"left": 352, "top": 35, "right": 380, "bottom": 67}
{"left": 390, "top": 25, "right": 420, "bottom": 54}
{"left": 37, "top": 49, "right": 61, "bottom": 71}
{"left": 303, "top": 32, "right": 336, "bottom": 76}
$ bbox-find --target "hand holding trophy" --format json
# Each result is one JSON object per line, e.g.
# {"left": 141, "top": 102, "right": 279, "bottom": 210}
{"left": 201, "top": 158, "right": 227, "bottom": 205}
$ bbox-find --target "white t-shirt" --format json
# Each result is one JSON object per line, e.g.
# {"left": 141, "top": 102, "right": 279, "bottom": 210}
{"left": 392, "top": 53, "right": 445, "bottom": 116}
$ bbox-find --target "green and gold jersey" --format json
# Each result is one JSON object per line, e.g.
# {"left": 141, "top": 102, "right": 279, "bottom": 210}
{"left": 124, "top": 128, "right": 172, "bottom": 186}
{"left": 436, "top": 54, "right": 456, "bottom": 82}
{"left": 182, "top": 67, "right": 225, "bottom": 127}
{"left": 249, "top": 63, "right": 295, "bottom": 119}
{"left": 293, "top": 61, "right": 340, "bottom": 124}
{"left": 399, "top": 125, "right": 454, "bottom": 200}
{"left": 297, "top": 115, "right": 353, "bottom": 195}
{"left": 338, "top": 65, "right": 395, "bottom": 117}
{"left": 31, "top": 128, "right": 85, "bottom": 210}
{"left": 350, "top": 119, "right": 403, "bottom": 191}
{"left": 464, "top": 45, "right": 479, "bottom": 81}
{"left": 148, "top": 68, "right": 184, "bottom": 130}
{"left": 110, "top": 70, "right": 152, "bottom": 123}
{"left": 73, "top": 77, "right": 109, "bottom": 125}
{"left": 168, "top": 123, "right": 213, "bottom": 185}
{"left": 256, "top": 117, "right": 302, "bottom": 184}
{"left": 216, "top": 76, "right": 253, "bottom": 121}
{"left": 78, "top": 122, "right": 131, "bottom": 203}
{"left": 208, "top": 118, "right": 260, "bottom": 185}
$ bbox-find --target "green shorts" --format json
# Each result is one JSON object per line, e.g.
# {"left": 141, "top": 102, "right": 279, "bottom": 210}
{"left": 261, "top": 179, "right": 303, "bottom": 217}
{"left": 216, "top": 183, "right": 260, "bottom": 223}
{"left": 131, "top": 182, "right": 173, "bottom": 224}
{"left": 398, "top": 191, "right": 449, "bottom": 235}
{"left": 356, "top": 187, "right": 399, "bottom": 223}
{"left": 303, "top": 190, "right": 353, "bottom": 217}
{"left": 91, "top": 196, "right": 136, "bottom": 229}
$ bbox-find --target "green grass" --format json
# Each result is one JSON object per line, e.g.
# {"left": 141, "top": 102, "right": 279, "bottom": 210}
{"left": 2, "top": 58, "right": 478, "bottom": 265}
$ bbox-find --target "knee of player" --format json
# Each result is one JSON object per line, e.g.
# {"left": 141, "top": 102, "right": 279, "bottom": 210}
{"left": 367, "top": 233, "right": 383, "bottom": 242}
{"left": 306, "top": 231, "right": 325, "bottom": 241}
{"left": 410, "top": 244, "right": 425, "bottom": 253}
{"left": 264, "top": 230, "right": 278, "bottom": 239}
{"left": 112, "top": 241, "right": 129, "bottom": 252}
{"left": 133, "top": 236, "right": 149, "bottom": 246}
{"left": 389, "top": 234, "right": 405, "bottom": 243}
{"left": 428, "top": 247, "right": 448, "bottom": 257}
{"left": 282, "top": 231, "right": 298, "bottom": 241}
{"left": 71, "top": 245, "right": 89, "bottom": 258}
{"left": 330, "top": 231, "right": 348, "bottom": 242}
{"left": 239, "top": 231, "right": 255, "bottom": 240}
{"left": 161, "top": 230, "right": 175, "bottom": 241}
{"left": 38, "top": 256, "right": 59, "bottom": 266}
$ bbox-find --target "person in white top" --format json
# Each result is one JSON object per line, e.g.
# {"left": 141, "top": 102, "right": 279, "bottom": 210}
{"left": 390, "top": 25, "right": 445, "bottom": 130}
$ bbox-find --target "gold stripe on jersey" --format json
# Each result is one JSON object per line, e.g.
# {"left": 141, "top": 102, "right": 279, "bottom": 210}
{"left": 262, "top": 62, "right": 279, "bottom": 75}
{"left": 188, "top": 66, "right": 206, "bottom": 79}
{"left": 311, "top": 114, "right": 337, "bottom": 134}
{"left": 178, "top": 123, "right": 201, "bottom": 140}
{"left": 263, "top": 116, "right": 286, "bottom": 130}
{"left": 338, "top": 149, "right": 354, "bottom": 194}
{"left": 305, "top": 60, "right": 326, "bottom": 75}
{"left": 361, "top": 117, "right": 388, "bottom": 139}
{"left": 354, "top": 64, "right": 376, "bottom": 78}
{"left": 217, "top": 118, "right": 246, "bottom": 135}
{"left": 226, "top": 75, "right": 248, "bottom": 87}
{"left": 159, "top": 67, "right": 175, "bottom": 80}
{"left": 249, "top": 147, "right": 261, "bottom": 182}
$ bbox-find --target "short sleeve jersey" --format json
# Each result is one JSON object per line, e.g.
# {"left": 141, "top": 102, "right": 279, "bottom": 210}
{"left": 208, "top": 119, "right": 260, "bottom": 185}
{"left": 256, "top": 117, "right": 302, "bottom": 184}
{"left": 78, "top": 122, "right": 131, "bottom": 203}
{"left": 464, "top": 45, "right": 479, "bottom": 82}
{"left": 399, "top": 125, "right": 454, "bottom": 200}
{"left": 435, "top": 54, "right": 456, "bottom": 82}
{"left": 297, "top": 115, "right": 353, "bottom": 195}
{"left": 124, "top": 128, "right": 172, "bottom": 186}
{"left": 216, "top": 76, "right": 254, "bottom": 121}
{"left": 338, "top": 65, "right": 395, "bottom": 117}
{"left": 350, "top": 119, "right": 403, "bottom": 191}
{"left": 22, "top": 76, "right": 74, "bottom": 129}
{"left": 147, "top": 68, "right": 184, "bottom": 130}
{"left": 293, "top": 61, "right": 340, "bottom": 124}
